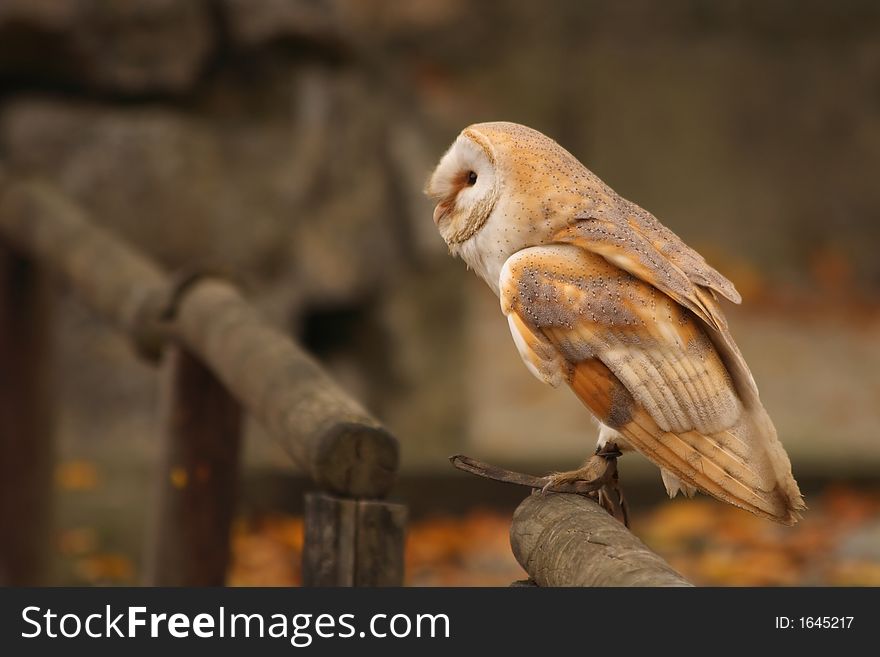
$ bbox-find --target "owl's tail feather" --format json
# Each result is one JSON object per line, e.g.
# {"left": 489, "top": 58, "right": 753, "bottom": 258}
{"left": 570, "top": 359, "right": 806, "bottom": 525}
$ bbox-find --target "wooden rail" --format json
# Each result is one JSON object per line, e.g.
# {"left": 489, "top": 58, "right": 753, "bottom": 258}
{"left": 0, "top": 178, "right": 404, "bottom": 586}
{"left": 172, "top": 278, "right": 398, "bottom": 498}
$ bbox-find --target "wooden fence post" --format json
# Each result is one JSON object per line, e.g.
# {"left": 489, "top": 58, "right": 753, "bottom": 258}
{"left": 144, "top": 344, "right": 242, "bottom": 586}
{"left": 0, "top": 243, "right": 53, "bottom": 585}
{"left": 303, "top": 492, "right": 406, "bottom": 586}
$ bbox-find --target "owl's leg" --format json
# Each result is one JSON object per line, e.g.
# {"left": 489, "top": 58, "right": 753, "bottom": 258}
{"left": 542, "top": 424, "right": 630, "bottom": 525}
{"left": 594, "top": 448, "right": 628, "bottom": 526}
{"left": 543, "top": 425, "right": 628, "bottom": 487}
{"left": 596, "top": 424, "right": 631, "bottom": 452}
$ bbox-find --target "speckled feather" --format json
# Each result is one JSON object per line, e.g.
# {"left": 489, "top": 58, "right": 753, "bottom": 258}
{"left": 426, "top": 121, "right": 805, "bottom": 524}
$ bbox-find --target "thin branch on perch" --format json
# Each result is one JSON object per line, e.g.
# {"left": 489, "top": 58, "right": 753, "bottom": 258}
{"left": 449, "top": 454, "right": 615, "bottom": 495}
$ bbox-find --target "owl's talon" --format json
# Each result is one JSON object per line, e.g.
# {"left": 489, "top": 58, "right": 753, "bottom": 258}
{"left": 541, "top": 457, "right": 608, "bottom": 492}
{"left": 540, "top": 474, "right": 570, "bottom": 494}
{"left": 541, "top": 449, "right": 629, "bottom": 526}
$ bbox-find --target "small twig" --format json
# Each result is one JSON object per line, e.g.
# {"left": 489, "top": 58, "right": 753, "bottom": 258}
{"left": 448, "top": 454, "right": 614, "bottom": 495}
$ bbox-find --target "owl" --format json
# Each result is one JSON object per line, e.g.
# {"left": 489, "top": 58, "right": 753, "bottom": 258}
{"left": 425, "top": 121, "right": 804, "bottom": 524}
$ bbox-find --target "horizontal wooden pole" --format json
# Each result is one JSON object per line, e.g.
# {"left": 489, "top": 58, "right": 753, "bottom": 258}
{"left": 510, "top": 493, "right": 691, "bottom": 587}
{"left": 0, "top": 179, "right": 399, "bottom": 497}
{"left": 174, "top": 280, "right": 398, "bottom": 498}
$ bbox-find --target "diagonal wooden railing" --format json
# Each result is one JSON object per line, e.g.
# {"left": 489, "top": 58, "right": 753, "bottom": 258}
{"left": 0, "top": 178, "right": 405, "bottom": 587}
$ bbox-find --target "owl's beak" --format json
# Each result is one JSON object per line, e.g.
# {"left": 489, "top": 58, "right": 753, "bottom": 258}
{"left": 433, "top": 201, "right": 451, "bottom": 225}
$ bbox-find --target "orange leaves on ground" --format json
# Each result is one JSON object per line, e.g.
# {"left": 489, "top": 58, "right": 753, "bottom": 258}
{"left": 405, "top": 508, "right": 525, "bottom": 586}
{"left": 227, "top": 515, "right": 303, "bottom": 587}
{"left": 222, "top": 489, "right": 880, "bottom": 586}
{"left": 632, "top": 499, "right": 719, "bottom": 551}
{"left": 636, "top": 486, "right": 880, "bottom": 586}
{"left": 74, "top": 553, "right": 134, "bottom": 584}
{"left": 809, "top": 244, "right": 854, "bottom": 297}
{"left": 670, "top": 549, "right": 802, "bottom": 587}
{"left": 52, "top": 485, "right": 868, "bottom": 587}
{"left": 56, "top": 527, "right": 133, "bottom": 585}
{"left": 826, "top": 561, "right": 880, "bottom": 586}
{"left": 821, "top": 484, "right": 880, "bottom": 526}
{"left": 224, "top": 508, "right": 525, "bottom": 587}
{"left": 169, "top": 467, "right": 188, "bottom": 489}
{"left": 57, "top": 527, "right": 98, "bottom": 556}
{"left": 55, "top": 460, "right": 100, "bottom": 491}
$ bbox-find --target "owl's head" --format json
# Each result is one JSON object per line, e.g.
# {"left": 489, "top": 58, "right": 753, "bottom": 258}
{"left": 424, "top": 125, "right": 502, "bottom": 246}
{"left": 425, "top": 122, "right": 586, "bottom": 248}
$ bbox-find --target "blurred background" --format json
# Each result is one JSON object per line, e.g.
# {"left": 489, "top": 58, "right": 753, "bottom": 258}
{"left": 1, "top": 0, "right": 879, "bottom": 586}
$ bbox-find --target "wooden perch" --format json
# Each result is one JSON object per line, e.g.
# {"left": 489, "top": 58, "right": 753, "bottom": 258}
{"left": 510, "top": 493, "right": 692, "bottom": 587}
{"left": 0, "top": 179, "right": 399, "bottom": 498}
{"left": 450, "top": 454, "right": 688, "bottom": 586}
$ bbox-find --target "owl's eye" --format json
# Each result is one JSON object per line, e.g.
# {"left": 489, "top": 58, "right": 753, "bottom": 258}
{"left": 466, "top": 171, "right": 478, "bottom": 186}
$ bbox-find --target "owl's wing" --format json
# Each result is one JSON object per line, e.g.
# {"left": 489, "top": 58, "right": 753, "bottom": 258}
{"left": 554, "top": 210, "right": 740, "bottom": 332}
{"left": 500, "top": 244, "right": 804, "bottom": 524}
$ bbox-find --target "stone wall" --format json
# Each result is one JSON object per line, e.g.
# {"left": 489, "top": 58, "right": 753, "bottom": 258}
{"left": 0, "top": 0, "right": 464, "bottom": 471}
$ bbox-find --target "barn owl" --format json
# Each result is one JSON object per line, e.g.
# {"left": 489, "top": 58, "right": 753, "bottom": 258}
{"left": 425, "top": 121, "right": 805, "bottom": 524}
